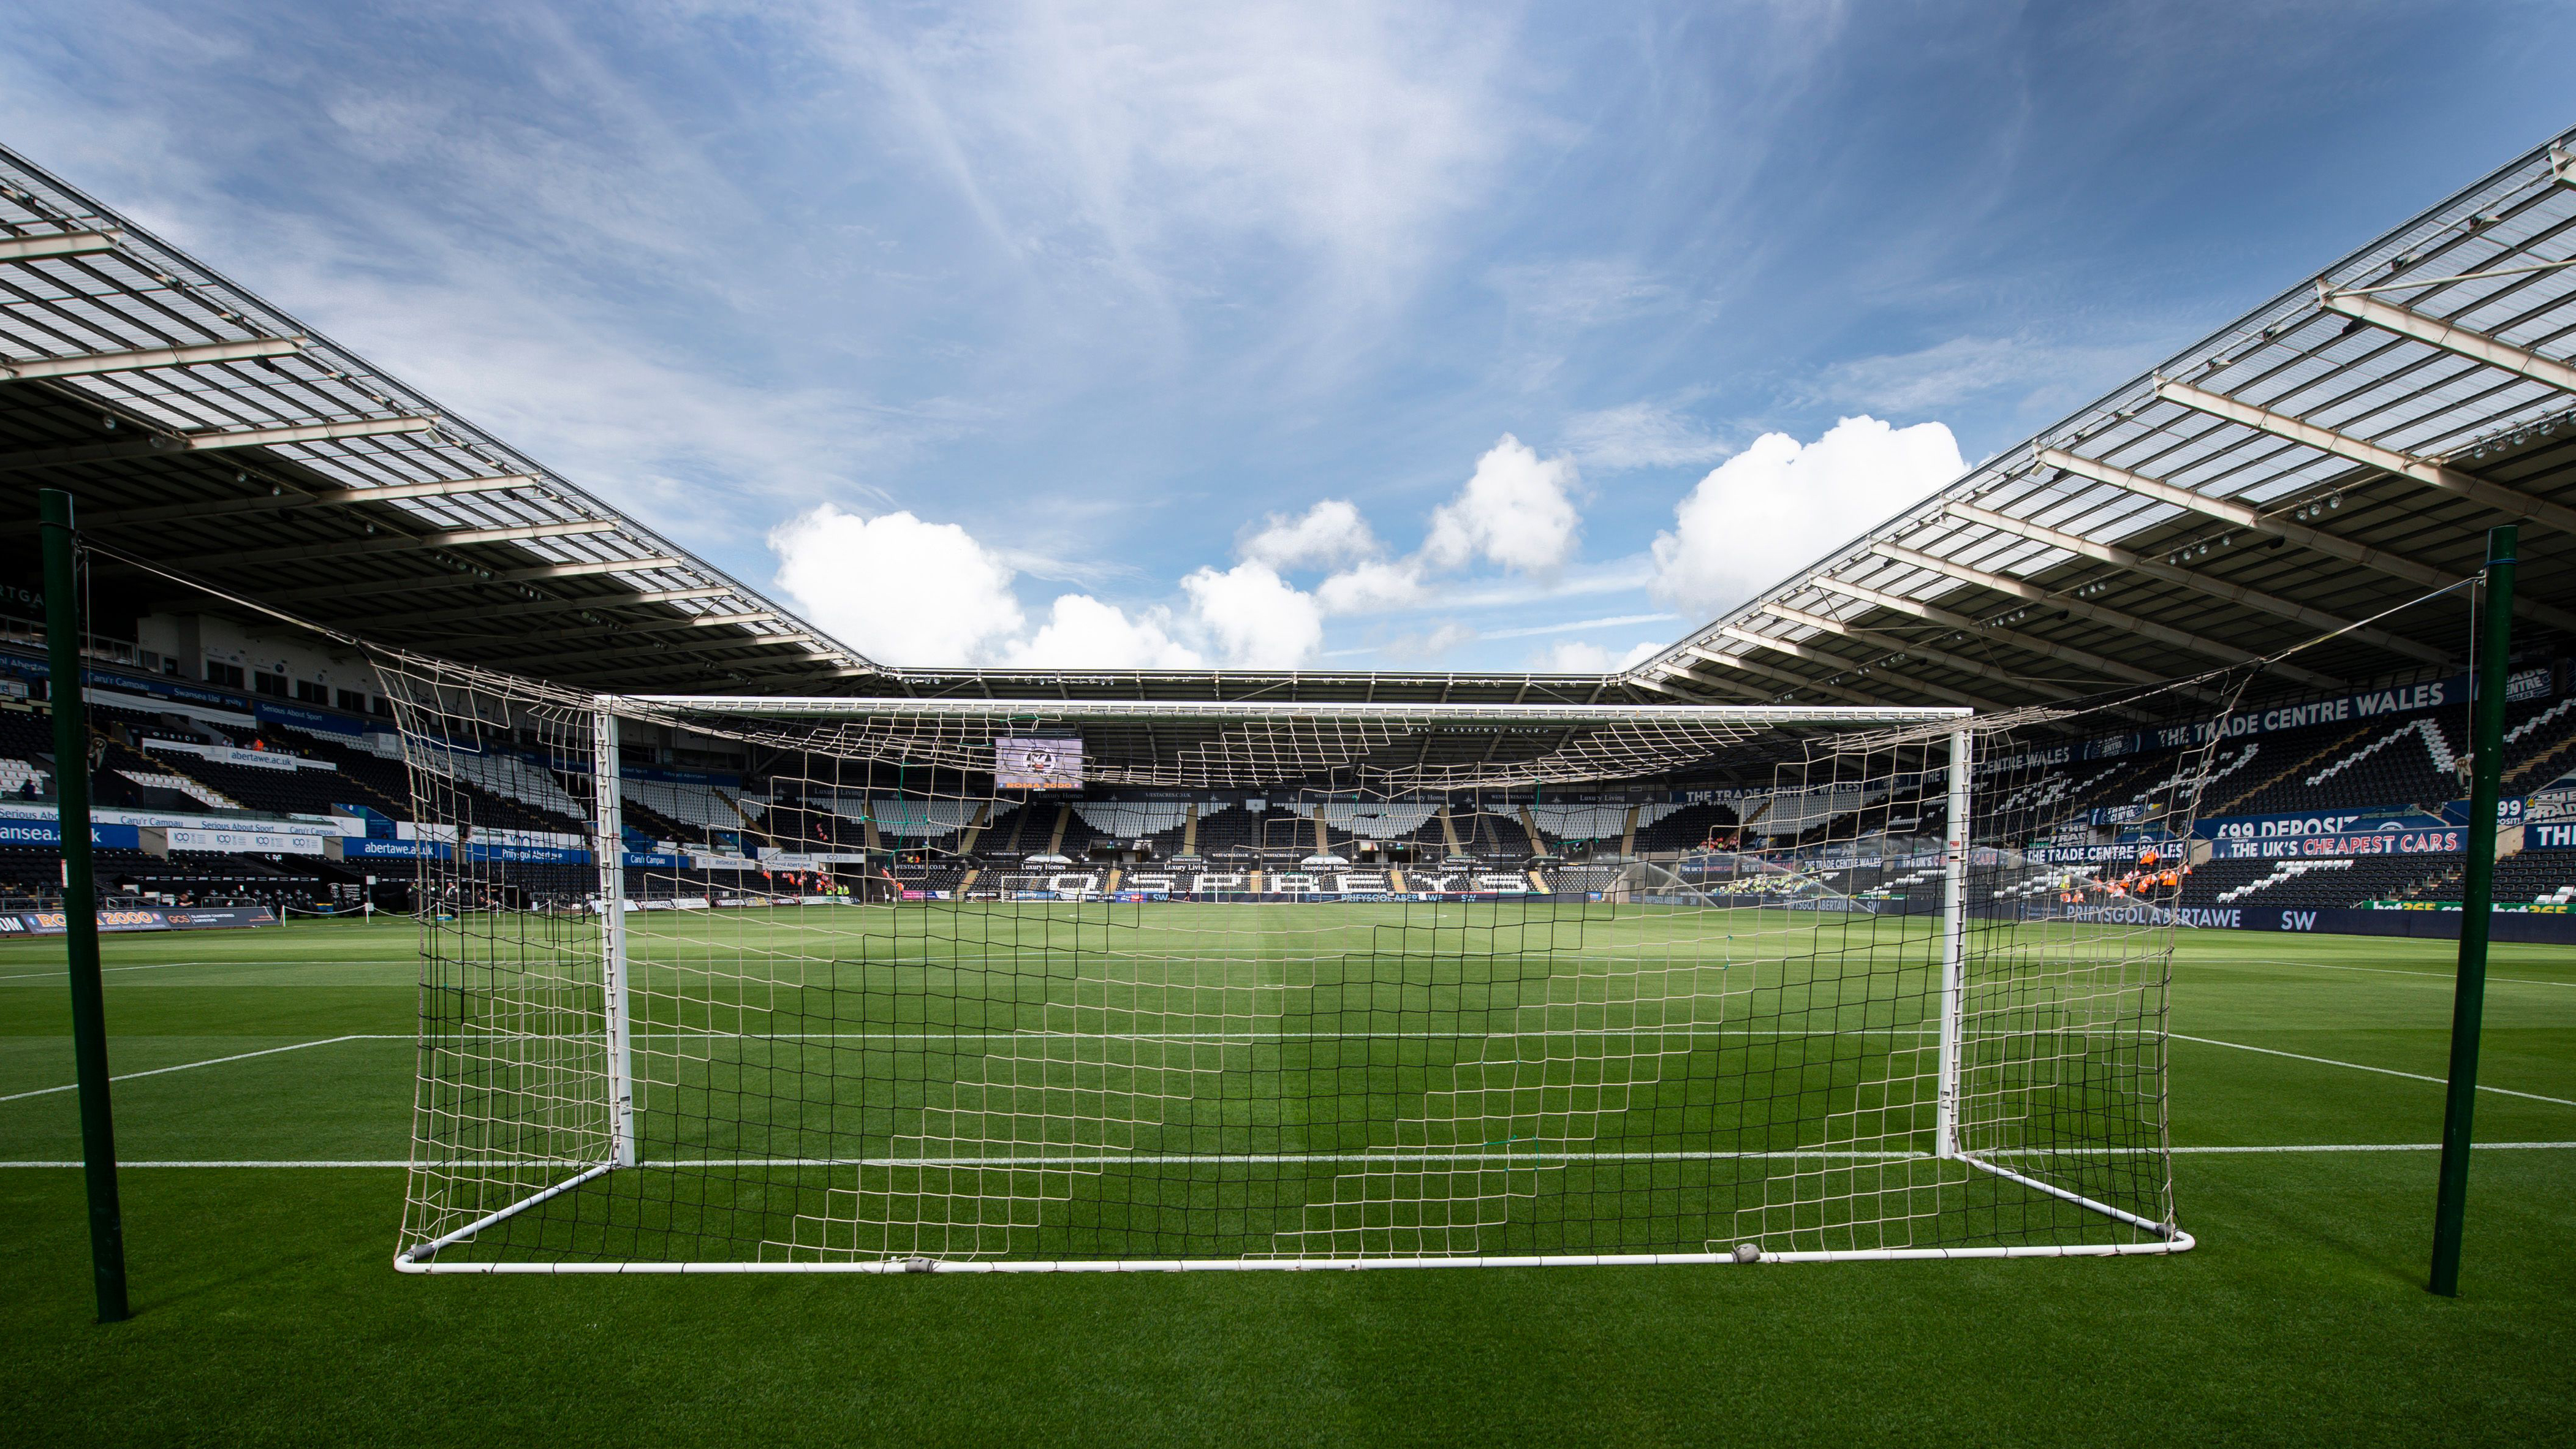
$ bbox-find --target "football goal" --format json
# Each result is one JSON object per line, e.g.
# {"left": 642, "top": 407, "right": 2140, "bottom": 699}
{"left": 380, "top": 661, "right": 2196, "bottom": 1273}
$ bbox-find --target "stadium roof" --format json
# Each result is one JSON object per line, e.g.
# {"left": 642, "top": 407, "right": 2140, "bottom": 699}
{"left": 3, "top": 130, "right": 2573, "bottom": 717}
{"left": 0, "top": 142, "right": 1629, "bottom": 708}
{"left": 1623, "top": 127, "right": 2576, "bottom": 714}
{"left": 0, "top": 143, "right": 884, "bottom": 694}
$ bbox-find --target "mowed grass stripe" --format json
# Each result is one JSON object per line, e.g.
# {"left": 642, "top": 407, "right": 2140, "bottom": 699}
{"left": 2174, "top": 1032, "right": 2576, "bottom": 1107}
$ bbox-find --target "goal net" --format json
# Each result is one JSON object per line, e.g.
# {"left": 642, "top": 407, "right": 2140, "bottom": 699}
{"left": 379, "top": 659, "right": 2200, "bottom": 1273}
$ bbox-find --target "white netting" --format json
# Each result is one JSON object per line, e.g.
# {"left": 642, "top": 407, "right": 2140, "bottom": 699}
{"left": 382, "top": 656, "right": 2203, "bottom": 1270}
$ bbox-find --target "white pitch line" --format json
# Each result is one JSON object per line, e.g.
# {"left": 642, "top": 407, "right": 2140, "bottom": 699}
{"left": 4, "top": 1143, "right": 2574, "bottom": 1168}
{"left": 0, "top": 959, "right": 257, "bottom": 984}
{"left": 615, "top": 1027, "right": 1940, "bottom": 1042}
{"left": 2172, "top": 1032, "right": 2576, "bottom": 1108}
{"left": 0, "top": 958, "right": 416, "bottom": 984}
{"left": 0, "top": 1035, "right": 373, "bottom": 1103}
{"left": 2221, "top": 957, "right": 2576, "bottom": 989}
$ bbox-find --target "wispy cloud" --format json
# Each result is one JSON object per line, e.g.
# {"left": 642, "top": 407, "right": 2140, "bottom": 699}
{"left": 1487, "top": 258, "right": 1678, "bottom": 330}
{"left": 2, "top": 0, "right": 2555, "bottom": 670}
{"left": 1559, "top": 399, "right": 1731, "bottom": 471}
{"left": 1481, "top": 612, "right": 1676, "bottom": 641}
{"left": 1812, "top": 333, "right": 2166, "bottom": 420}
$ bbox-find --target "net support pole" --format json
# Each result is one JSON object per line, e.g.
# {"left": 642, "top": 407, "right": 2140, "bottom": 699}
{"left": 39, "top": 488, "right": 127, "bottom": 1323}
{"left": 591, "top": 699, "right": 637, "bottom": 1169}
{"left": 2430, "top": 524, "right": 2515, "bottom": 1297}
{"left": 1935, "top": 725, "right": 1973, "bottom": 1160}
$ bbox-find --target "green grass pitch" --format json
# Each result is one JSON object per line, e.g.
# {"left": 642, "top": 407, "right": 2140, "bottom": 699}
{"left": 1, "top": 912, "right": 2570, "bottom": 1445}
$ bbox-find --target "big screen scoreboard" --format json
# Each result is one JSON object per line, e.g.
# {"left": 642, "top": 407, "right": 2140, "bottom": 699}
{"left": 996, "top": 735, "right": 1084, "bottom": 790}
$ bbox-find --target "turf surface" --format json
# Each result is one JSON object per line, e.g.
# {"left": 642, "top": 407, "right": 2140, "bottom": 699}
{"left": 2, "top": 915, "right": 2570, "bottom": 1445}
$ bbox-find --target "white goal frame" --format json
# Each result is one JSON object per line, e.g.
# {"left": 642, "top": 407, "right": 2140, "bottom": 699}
{"left": 395, "top": 695, "right": 2194, "bottom": 1273}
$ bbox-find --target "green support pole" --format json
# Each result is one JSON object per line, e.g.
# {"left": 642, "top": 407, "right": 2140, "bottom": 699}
{"left": 2430, "top": 523, "right": 2515, "bottom": 1298}
{"left": 38, "top": 489, "right": 128, "bottom": 1323}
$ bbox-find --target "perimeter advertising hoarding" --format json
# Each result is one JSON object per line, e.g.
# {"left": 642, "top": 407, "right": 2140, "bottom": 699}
{"left": 997, "top": 735, "right": 1085, "bottom": 790}
{"left": 0, "top": 906, "right": 280, "bottom": 936}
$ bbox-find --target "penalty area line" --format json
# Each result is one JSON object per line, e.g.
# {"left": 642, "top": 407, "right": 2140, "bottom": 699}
{"left": 5, "top": 1148, "right": 2576, "bottom": 1168}
{"left": 0, "top": 1035, "right": 377, "bottom": 1103}
{"left": 2172, "top": 1032, "right": 2576, "bottom": 1108}
{"left": 5, "top": 1143, "right": 2574, "bottom": 1168}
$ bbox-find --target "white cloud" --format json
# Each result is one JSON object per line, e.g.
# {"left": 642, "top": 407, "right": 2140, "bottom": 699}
{"left": 1529, "top": 639, "right": 1663, "bottom": 673}
{"left": 1487, "top": 259, "right": 1675, "bottom": 329}
{"left": 1561, "top": 400, "right": 1730, "bottom": 471}
{"left": 1241, "top": 498, "right": 1380, "bottom": 570}
{"left": 1423, "top": 434, "right": 1582, "bottom": 573}
{"left": 1179, "top": 561, "right": 1325, "bottom": 667}
{"left": 1316, "top": 558, "right": 1426, "bottom": 615}
{"left": 1650, "top": 415, "right": 1964, "bottom": 619}
{"left": 1817, "top": 335, "right": 2158, "bottom": 418}
{"left": 1376, "top": 621, "right": 1476, "bottom": 663}
{"left": 1482, "top": 612, "right": 1676, "bottom": 641}
{"left": 1007, "top": 594, "right": 1205, "bottom": 669}
{"left": 798, "top": 1, "right": 1527, "bottom": 323}
{"left": 770, "top": 504, "right": 1025, "bottom": 665}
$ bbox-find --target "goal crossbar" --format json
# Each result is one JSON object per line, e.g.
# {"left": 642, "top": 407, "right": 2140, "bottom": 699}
{"left": 613, "top": 695, "right": 1973, "bottom": 727}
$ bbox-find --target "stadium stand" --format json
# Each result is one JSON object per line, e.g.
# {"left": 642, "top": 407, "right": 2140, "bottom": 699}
{"left": 1629, "top": 801, "right": 1741, "bottom": 853}
{"left": 2500, "top": 851, "right": 2576, "bottom": 906}
{"left": 619, "top": 776, "right": 752, "bottom": 837}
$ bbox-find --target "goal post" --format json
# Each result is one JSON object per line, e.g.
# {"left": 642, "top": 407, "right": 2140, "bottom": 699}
{"left": 377, "top": 661, "right": 2199, "bottom": 1273}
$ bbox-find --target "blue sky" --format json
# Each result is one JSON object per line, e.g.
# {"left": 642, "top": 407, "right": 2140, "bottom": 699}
{"left": 4, "top": 1, "right": 2571, "bottom": 672}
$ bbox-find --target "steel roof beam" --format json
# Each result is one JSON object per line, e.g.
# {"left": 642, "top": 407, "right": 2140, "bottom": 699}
{"left": 1944, "top": 501, "right": 2451, "bottom": 667}
{"left": 0, "top": 414, "right": 439, "bottom": 472}
{"left": 171, "top": 518, "right": 622, "bottom": 570}
{"left": 0, "top": 230, "right": 119, "bottom": 262}
{"left": 1623, "top": 673, "right": 1710, "bottom": 701}
{"left": 1705, "top": 635, "right": 2001, "bottom": 712}
{"left": 1668, "top": 649, "right": 1884, "bottom": 707}
{"left": 475, "top": 638, "right": 813, "bottom": 673}
{"left": 1808, "top": 575, "right": 2164, "bottom": 684}
{"left": 1631, "top": 661, "right": 1773, "bottom": 703}
{"left": 1869, "top": 540, "right": 2339, "bottom": 688}
{"left": 2034, "top": 446, "right": 2576, "bottom": 634}
{"left": 63, "top": 473, "right": 540, "bottom": 529}
{"left": 2153, "top": 377, "right": 2576, "bottom": 537}
{"left": 1760, "top": 603, "right": 2077, "bottom": 702}
{"left": 338, "top": 586, "right": 739, "bottom": 630}
{"left": 248, "top": 556, "right": 693, "bottom": 606}
{"left": 2319, "top": 288, "right": 2576, "bottom": 394}
{"left": 0, "top": 336, "right": 306, "bottom": 382}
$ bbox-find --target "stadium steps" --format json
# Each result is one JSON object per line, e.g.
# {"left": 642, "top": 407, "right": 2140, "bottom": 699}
{"left": 95, "top": 733, "right": 241, "bottom": 810}
{"left": 2392, "top": 864, "right": 2465, "bottom": 903}
{"left": 2305, "top": 719, "right": 2457, "bottom": 793}
{"left": 2504, "top": 707, "right": 2576, "bottom": 790}
{"left": 2214, "top": 858, "right": 2357, "bottom": 904}
{"left": 2209, "top": 725, "right": 2372, "bottom": 816}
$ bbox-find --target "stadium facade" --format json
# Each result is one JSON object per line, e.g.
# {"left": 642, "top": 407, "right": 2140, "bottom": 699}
{"left": 1, "top": 130, "right": 2574, "bottom": 934}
